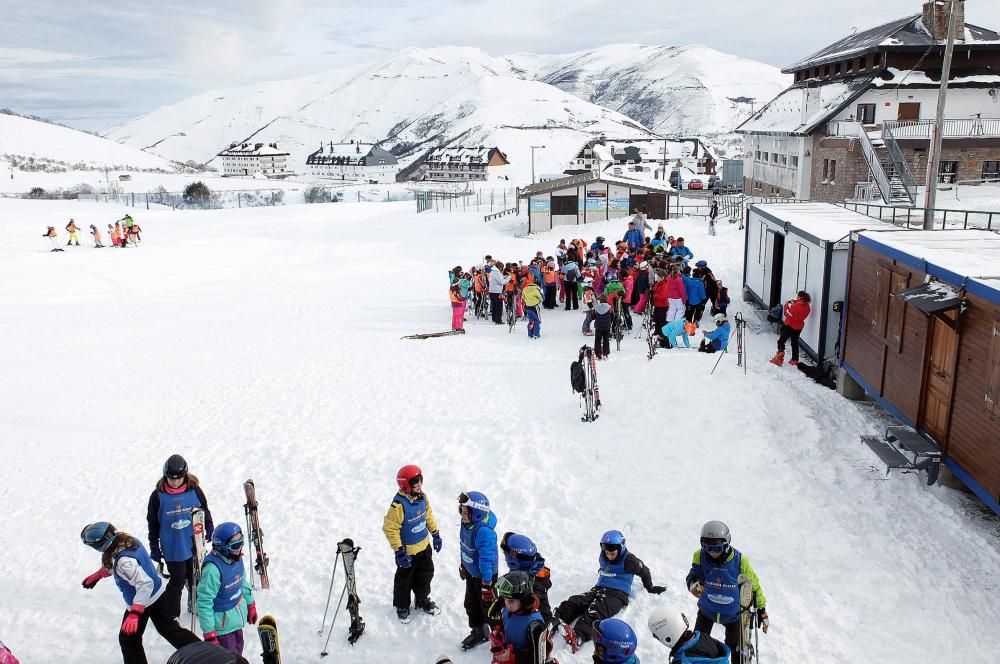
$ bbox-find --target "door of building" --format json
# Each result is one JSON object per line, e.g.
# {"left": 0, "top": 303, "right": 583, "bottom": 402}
{"left": 647, "top": 193, "right": 667, "bottom": 220}
{"left": 921, "top": 312, "right": 959, "bottom": 444}
{"left": 628, "top": 193, "right": 648, "bottom": 216}
{"left": 897, "top": 103, "right": 921, "bottom": 122}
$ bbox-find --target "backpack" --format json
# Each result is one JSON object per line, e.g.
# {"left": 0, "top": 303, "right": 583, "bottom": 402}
{"left": 566, "top": 266, "right": 579, "bottom": 283}
{"left": 570, "top": 360, "right": 586, "bottom": 394}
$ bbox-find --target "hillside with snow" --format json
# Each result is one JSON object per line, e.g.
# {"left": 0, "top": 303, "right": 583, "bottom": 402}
{"left": 0, "top": 112, "right": 177, "bottom": 171}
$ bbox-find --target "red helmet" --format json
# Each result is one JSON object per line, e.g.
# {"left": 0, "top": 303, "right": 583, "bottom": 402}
{"left": 396, "top": 465, "right": 423, "bottom": 493}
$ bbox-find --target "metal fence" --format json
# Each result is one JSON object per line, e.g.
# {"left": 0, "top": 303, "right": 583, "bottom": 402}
{"left": 415, "top": 188, "right": 519, "bottom": 214}
{"left": 836, "top": 202, "right": 998, "bottom": 230}
{"left": 76, "top": 186, "right": 418, "bottom": 210}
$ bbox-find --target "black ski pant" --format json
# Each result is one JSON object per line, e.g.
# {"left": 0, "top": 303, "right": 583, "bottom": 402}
{"left": 686, "top": 302, "right": 706, "bottom": 325}
{"left": 543, "top": 283, "right": 557, "bottom": 309}
{"left": 653, "top": 306, "right": 668, "bottom": 338}
{"left": 777, "top": 324, "right": 802, "bottom": 361}
{"left": 564, "top": 283, "right": 579, "bottom": 310}
{"left": 490, "top": 293, "right": 503, "bottom": 324}
{"left": 393, "top": 546, "right": 434, "bottom": 609}
{"left": 162, "top": 559, "right": 194, "bottom": 618}
{"left": 621, "top": 305, "right": 633, "bottom": 330}
{"left": 120, "top": 592, "right": 199, "bottom": 664}
{"left": 594, "top": 330, "right": 611, "bottom": 358}
{"left": 554, "top": 587, "right": 628, "bottom": 642}
{"left": 694, "top": 612, "right": 742, "bottom": 664}
{"left": 464, "top": 573, "right": 497, "bottom": 629}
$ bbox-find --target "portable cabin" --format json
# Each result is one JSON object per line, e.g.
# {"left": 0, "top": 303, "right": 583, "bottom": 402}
{"left": 743, "top": 203, "right": 902, "bottom": 363}
{"left": 519, "top": 173, "right": 674, "bottom": 234}
{"left": 840, "top": 230, "right": 1000, "bottom": 513}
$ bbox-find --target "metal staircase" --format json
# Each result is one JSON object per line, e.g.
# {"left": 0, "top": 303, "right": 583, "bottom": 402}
{"left": 855, "top": 125, "right": 915, "bottom": 207}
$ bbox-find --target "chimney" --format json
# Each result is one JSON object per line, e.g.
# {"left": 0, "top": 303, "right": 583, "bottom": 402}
{"left": 922, "top": 1, "right": 965, "bottom": 41}
{"left": 255, "top": 143, "right": 264, "bottom": 150}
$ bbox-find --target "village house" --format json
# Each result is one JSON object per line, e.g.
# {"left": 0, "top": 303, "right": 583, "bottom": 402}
{"left": 565, "top": 136, "right": 717, "bottom": 179}
{"left": 218, "top": 142, "right": 291, "bottom": 178}
{"left": 305, "top": 141, "right": 399, "bottom": 184}
{"left": 737, "top": 1, "right": 1000, "bottom": 205}
{"left": 419, "top": 146, "right": 510, "bottom": 182}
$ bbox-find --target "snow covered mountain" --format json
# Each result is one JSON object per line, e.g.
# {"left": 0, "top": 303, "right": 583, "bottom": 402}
{"left": 0, "top": 112, "right": 177, "bottom": 171}
{"left": 507, "top": 44, "right": 790, "bottom": 138}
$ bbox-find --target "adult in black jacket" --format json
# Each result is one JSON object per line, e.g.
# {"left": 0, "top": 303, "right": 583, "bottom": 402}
{"left": 593, "top": 297, "right": 613, "bottom": 359}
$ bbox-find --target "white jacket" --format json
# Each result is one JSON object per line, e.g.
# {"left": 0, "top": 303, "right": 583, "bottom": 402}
{"left": 487, "top": 269, "right": 510, "bottom": 294}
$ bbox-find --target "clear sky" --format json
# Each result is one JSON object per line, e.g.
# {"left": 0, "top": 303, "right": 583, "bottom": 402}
{"left": 4, "top": 0, "right": 999, "bottom": 132}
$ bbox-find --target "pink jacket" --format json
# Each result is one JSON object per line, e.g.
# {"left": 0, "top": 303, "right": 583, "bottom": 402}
{"left": 666, "top": 275, "right": 687, "bottom": 302}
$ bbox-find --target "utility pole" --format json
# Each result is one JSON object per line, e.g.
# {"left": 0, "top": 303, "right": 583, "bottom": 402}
{"left": 923, "top": 0, "right": 960, "bottom": 229}
{"left": 662, "top": 138, "right": 668, "bottom": 180}
{"left": 530, "top": 145, "right": 545, "bottom": 183}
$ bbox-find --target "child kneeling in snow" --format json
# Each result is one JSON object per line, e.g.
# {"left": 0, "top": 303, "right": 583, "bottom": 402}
{"left": 698, "top": 314, "right": 731, "bottom": 354}
{"left": 661, "top": 319, "right": 695, "bottom": 349}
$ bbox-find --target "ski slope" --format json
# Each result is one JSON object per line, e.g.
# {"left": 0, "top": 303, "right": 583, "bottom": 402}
{"left": 0, "top": 199, "right": 998, "bottom": 663}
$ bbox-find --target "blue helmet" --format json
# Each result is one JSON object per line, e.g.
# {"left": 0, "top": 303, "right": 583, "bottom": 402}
{"left": 600, "top": 530, "right": 625, "bottom": 547}
{"left": 593, "top": 618, "right": 638, "bottom": 663}
{"left": 459, "top": 491, "right": 490, "bottom": 522}
{"left": 211, "top": 522, "right": 245, "bottom": 556}
{"left": 81, "top": 521, "right": 117, "bottom": 552}
{"left": 504, "top": 533, "right": 537, "bottom": 564}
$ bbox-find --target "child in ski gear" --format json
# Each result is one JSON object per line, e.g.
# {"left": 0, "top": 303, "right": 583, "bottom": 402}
{"left": 594, "top": 295, "right": 613, "bottom": 359}
{"left": 166, "top": 641, "right": 250, "bottom": 664}
{"left": 65, "top": 219, "right": 81, "bottom": 246}
{"left": 554, "top": 530, "right": 664, "bottom": 645}
{"left": 698, "top": 314, "right": 731, "bottom": 353}
{"left": 90, "top": 225, "right": 105, "bottom": 247}
{"left": 581, "top": 280, "right": 597, "bottom": 336}
{"left": 683, "top": 267, "right": 708, "bottom": 325}
{"left": 686, "top": 521, "right": 768, "bottom": 664}
{"left": 450, "top": 284, "right": 467, "bottom": 332}
{"left": 665, "top": 268, "right": 687, "bottom": 322}
{"left": 711, "top": 281, "right": 729, "bottom": 316}
{"left": 669, "top": 237, "right": 693, "bottom": 263}
{"left": 146, "top": 454, "right": 214, "bottom": 619}
{"left": 562, "top": 259, "right": 581, "bottom": 310}
{"left": 112, "top": 222, "right": 123, "bottom": 247}
{"left": 604, "top": 276, "right": 631, "bottom": 332}
{"left": 771, "top": 291, "right": 811, "bottom": 366}
{"left": 500, "top": 532, "right": 553, "bottom": 625}
{"left": 459, "top": 491, "right": 499, "bottom": 651}
{"left": 196, "top": 522, "right": 257, "bottom": 655}
{"left": 631, "top": 262, "right": 651, "bottom": 313}
{"left": 648, "top": 606, "right": 730, "bottom": 664}
{"left": 81, "top": 521, "right": 199, "bottom": 664}
{"left": 383, "top": 465, "right": 442, "bottom": 622}
{"left": 522, "top": 280, "right": 543, "bottom": 339}
{"left": 623, "top": 221, "right": 643, "bottom": 252}
{"left": 661, "top": 319, "right": 694, "bottom": 349}
{"left": 487, "top": 571, "right": 551, "bottom": 664}
{"left": 592, "top": 618, "right": 640, "bottom": 664}
{"left": 43, "top": 226, "right": 63, "bottom": 252}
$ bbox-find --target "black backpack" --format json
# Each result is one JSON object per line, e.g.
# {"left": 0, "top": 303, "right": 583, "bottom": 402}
{"left": 570, "top": 359, "right": 586, "bottom": 394}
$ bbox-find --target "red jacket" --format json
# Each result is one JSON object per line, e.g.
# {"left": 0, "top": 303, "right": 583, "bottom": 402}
{"left": 651, "top": 280, "right": 671, "bottom": 307}
{"left": 665, "top": 275, "right": 687, "bottom": 302}
{"left": 783, "top": 298, "right": 811, "bottom": 330}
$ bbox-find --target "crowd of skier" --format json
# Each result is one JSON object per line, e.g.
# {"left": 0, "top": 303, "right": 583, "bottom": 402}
{"left": 42, "top": 213, "right": 142, "bottom": 251}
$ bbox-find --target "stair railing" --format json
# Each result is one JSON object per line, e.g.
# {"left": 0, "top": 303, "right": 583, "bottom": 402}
{"left": 881, "top": 122, "right": 917, "bottom": 206}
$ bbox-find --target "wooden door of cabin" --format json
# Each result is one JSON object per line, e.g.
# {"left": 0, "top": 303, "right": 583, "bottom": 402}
{"left": 647, "top": 193, "right": 667, "bottom": 220}
{"left": 629, "top": 194, "right": 648, "bottom": 216}
{"left": 897, "top": 103, "right": 921, "bottom": 122}
{"left": 921, "top": 312, "right": 959, "bottom": 443}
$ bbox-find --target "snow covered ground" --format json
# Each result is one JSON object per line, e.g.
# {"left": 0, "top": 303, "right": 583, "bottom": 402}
{"left": 0, "top": 199, "right": 998, "bottom": 663}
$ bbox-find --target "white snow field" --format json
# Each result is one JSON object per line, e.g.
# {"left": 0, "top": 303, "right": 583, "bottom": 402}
{"left": 1, "top": 199, "right": 998, "bottom": 664}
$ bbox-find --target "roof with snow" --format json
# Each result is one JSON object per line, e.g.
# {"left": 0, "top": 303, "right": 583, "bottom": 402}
{"left": 218, "top": 142, "right": 289, "bottom": 157}
{"left": 574, "top": 137, "right": 715, "bottom": 163}
{"left": 306, "top": 142, "right": 398, "bottom": 166}
{"left": 425, "top": 146, "right": 508, "bottom": 165}
{"left": 736, "top": 76, "right": 874, "bottom": 135}
{"left": 856, "top": 229, "right": 1000, "bottom": 281}
{"left": 783, "top": 14, "right": 1000, "bottom": 74}
{"left": 751, "top": 203, "right": 902, "bottom": 243}
{"left": 519, "top": 172, "right": 675, "bottom": 198}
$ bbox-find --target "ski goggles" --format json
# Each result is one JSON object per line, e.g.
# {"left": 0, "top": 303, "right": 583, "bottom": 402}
{"left": 223, "top": 536, "right": 245, "bottom": 555}
{"left": 506, "top": 548, "right": 536, "bottom": 563}
{"left": 457, "top": 493, "right": 490, "bottom": 514}
{"left": 600, "top": 543, "right": 622, "bottom": 553}
{"left": 700, "top": 539, "right": 727, "bottom": 555}
{"left": 165, "top": 470, "right": 187, "bottom": 481}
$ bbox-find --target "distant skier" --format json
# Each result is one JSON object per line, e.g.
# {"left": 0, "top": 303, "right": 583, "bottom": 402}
{"left": 146, "top": 454, "right": 214, "bottom": 618}
{"left": 594, "top": 295, "right": 613, "bottom": 359}
{"left": 90, "top": 224, "right": 105, "bottom": 248}
{"left": 458, "top": 491, "right": 498, "bottom": 651}
{"left": 382, "top": 465, "right": 442, "bottom": 623}
{"left": 43, "top": 226, "right": 63, "bottom": 252}
{"left": 487, "top": 571, "right": 553, "bottom": 664}
{"left": 487, "top": 263, "right": 511, "bottom": 325}
{"left": 196, "top": 522, "right": 257, "bottom": 655}
{"left": 711, "top": 280, "right": 730, "bottom": 317}
{"left": 450, "top": 283, "right": 467, "bottom": 333}
{"left": 554, "top": 530, "right": 665, "bottom": 647}
{"left": 522, "top": 279, "right": 543, "bottom": 339}
{"left": 592, "top": 618, "right": 640, "bottom": 664}
{"left": 648, "top": 606, "right": 730, "bottom": 664}
{"left": 770, "top": 291, "right": 812, "bottom": 366}
{"left": 708, "top": 200, "right": 719, "bottom": 236}
{"left": 685, "top": 521, "right": 768, "bottom": 664}
{"left": 80, "top": 521, "right": 199, "bottom": 663}
{"left": 65, "top": 219, "right": 81, "bottom": 246}
{"left": 500, "top": 532, "right": 553, "bottom": 625}
{"left": 698, "top": 314, "right": 731, "bottom": 354}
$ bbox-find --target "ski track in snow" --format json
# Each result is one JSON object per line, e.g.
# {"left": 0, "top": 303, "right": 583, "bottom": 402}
{"left": 0, "top": 199, "right": 998, "bottom": 663}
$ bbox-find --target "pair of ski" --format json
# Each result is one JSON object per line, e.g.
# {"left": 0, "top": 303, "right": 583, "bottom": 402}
{"left": 402, "top": 330, "right": 465, "bottom": 340}
{"left": 578, "top": 345, "right": 601, "bottom": 423}
{"left": 319, "top": 539, "right": 366, "bottom": 656}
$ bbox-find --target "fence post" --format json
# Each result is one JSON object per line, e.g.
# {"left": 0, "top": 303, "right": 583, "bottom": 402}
{"left": 990, "top": 212, "right": 994, "bottom": 230}
{"left": 503, "top": 190, "right": 507, "bottom": 208}
{"left": 238, "top": 194, "right": 241, "bottom": 209}
{"left": 145, "top": 194, "right": 149, "bottom": 210}
{"left": 964, "top": 211, "right": 969, "bottom": 229}
{"left": 942, "top": 210, "right": 948, "bottom": 229}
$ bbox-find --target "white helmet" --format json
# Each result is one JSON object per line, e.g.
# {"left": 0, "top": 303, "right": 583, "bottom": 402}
{"left": 583, "top": 277, "right": 594, "bottom": 286}
{"left": 713, "top": 313, "right": 727, "bottom": 325}
{"left": 648, "top": 606, "right": 690, "bottom": 650}
{"left": 639, "top": 261, "right": 649, "bottom": 270}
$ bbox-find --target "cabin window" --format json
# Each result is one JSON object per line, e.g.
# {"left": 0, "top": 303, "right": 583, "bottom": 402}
{"left": 938, "top": 161, "right": 959, "bottom": 184}
{"left": 983, "top": 161, "right": 1000, "bottom": 182}
{"left": 834, "top": 62, "right": 842, "bottom": 75}
{"left": 796, "top": 243, "right": 809, "bottom": 292}
{"left": 781, "top": 154, "right": 788, "bottom": 166}
{"left": 762, "top": 151, "right": 769, "bottom": 162}
{"left": 758, "top": 222, "right": 766, "bottom": 264}
{"left": 790, "top": 155, "right": 800, "bottom": 168}
{"left": 857, "top": 103, "right": 877, "bottom": 124}
{"left": 772, "top": 153, "right": 780, "bottom": 164}
{"left": 551, "top": 195, "right": 577, "bottom": 215}
{"left": 987, "top": 314, "right": 1000, "bottom": 417}
{"left": 871, "top": 262, "right": 910, "bottom": 350}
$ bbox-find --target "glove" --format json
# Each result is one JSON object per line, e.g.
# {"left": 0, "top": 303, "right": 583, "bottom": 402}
{"left": 689, "top": 582, "right": 704, "bottom": 598}
{"left": 432, "top": 532, "right": 442, "bottom": 553}
{"left": 481, "top": 582, "right": 496, "bottom": 603}
{"left": 203, "top": 630, "right": 220, "bottom": 644}
{"left": 247, "top": 602, "right": 258, "bottom": 625}
{"left": 120, "top": 604, "right": 144, "bottom": 635}
{"left": 648, "top": 585, "right": 666, "bottom": 595}
{"left": 459, "top": 564, "right": 468, "bottom": 580}
{"left": 758, "top": 609, "right": 769, "bottom": 633}
{"left": 82, "top": 567, "right": 111, "bottom": 589}
{"left": 150, "top": 545, "right": 162, "bottom": 563}
{"left": 394, "top": 548, "right": 412, "bottom": 568}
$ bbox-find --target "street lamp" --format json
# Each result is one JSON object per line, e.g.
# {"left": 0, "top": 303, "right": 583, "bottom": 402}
{"left": 530, "top": 145, "right": 546, "bottom": 183}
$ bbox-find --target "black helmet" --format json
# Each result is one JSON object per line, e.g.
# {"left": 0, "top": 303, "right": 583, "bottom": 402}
{"left": 163, "top": 454, "right": 188, "bottom": 480}
{"left": 81, "top": 521, "right": 118, "bottom": 552}
{"left": 496, "top": 570, "right": 534, "bottom": 603}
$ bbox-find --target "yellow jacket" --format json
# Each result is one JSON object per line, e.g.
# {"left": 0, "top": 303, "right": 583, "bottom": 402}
{"left": 382, "top": 492, "right": 439, "bottom": 555}
{"left": 522, "top": 284, "right": 543, "bottom": 307}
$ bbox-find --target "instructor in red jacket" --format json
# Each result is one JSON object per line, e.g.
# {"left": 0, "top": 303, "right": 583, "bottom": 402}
{"left": 771, "top": 291, "right": 811, "bottom": 366}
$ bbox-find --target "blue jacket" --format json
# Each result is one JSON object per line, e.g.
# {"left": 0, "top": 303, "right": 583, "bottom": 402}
{"left": 670, "top": 245, "right": 694, "bottom": 260}
{"left": 672, "top": 632, "right": 731, "bottom": 663}
{"left": 562, "top": 262, "right": 580, "bottom": 282}
{"left": 623, "top": 229, "right": 643, "bottom": 251}
{"left": 683, "top": 276, "right": 707, "bottom": 305}
{"left": 704, "top": 322, "right": 731, "bottom": 350}
{"left": 661, "top": 319, "right": 691, "bottom": 347}
{"left": 460, "top": 511, "right": 498, "bottom": 580}
{"left": 502, "top": 607, "right": 544, "bottom": 650}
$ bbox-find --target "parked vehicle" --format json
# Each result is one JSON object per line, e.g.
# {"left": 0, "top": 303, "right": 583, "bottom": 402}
{"left": 708, "top": 175, "right": 721, "bottom": 192}
{"left": 688, "top": 178, "right": 704, "bottom": 190}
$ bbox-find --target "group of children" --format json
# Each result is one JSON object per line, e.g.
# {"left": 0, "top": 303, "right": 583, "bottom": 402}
{"left": 42, "top": 214, "right": 142, "bottom": 252}
{"left": 448, "top": 217, "right": 734, "bottom": 358}
{"left": 385, "top": 465, "right": 768, "bottom": 664}
{"left": 79, "top": 455, "right": 256, "bottom": 664}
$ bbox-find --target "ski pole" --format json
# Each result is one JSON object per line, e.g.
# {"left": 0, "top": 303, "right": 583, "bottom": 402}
{"left": 318, "top": 550, "right": 341, "bottom": 635}
{"left": 710, "top": 327, "right": 738, "bottom": 375}
{"left": 244, "top": 506, "right": 256, "bottom": 590}
{"left": 321, "top": 564, "right": 350, "bottom": 656}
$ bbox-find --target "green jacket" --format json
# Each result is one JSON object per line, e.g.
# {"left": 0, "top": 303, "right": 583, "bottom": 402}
{"left": 196, "top": 558, "right": 255, "bottom": 636}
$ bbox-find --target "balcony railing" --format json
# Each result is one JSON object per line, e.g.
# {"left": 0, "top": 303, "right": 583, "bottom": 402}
{"left": 883, "top": 117, "right": 1000, "bottom": 139}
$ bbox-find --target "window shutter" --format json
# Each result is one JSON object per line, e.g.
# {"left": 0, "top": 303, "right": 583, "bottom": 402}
{"left": 987, "top": 315, "right": 1000, "bottom": 417}
{"left": 871, "top": 266, "right": 890, "bottom": 338}
{"left": 886, "top": 271, "right": 910, "bottom": 349}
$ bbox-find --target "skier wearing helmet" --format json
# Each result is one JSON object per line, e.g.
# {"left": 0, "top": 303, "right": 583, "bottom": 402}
{"left": 487, "top": 571, "right": 552, "bottom": 664}
{"left": 458, "top": 491, "right": 498, "bottom": 651}
{"left": 554, "top": 530, "right": 665, "bottom": 648}
{"left": 382, "top": 464, "right": 442, "bottom": 623}
{"left": 80, "top": 521, "right": 199, "bottom": 662}
{"left": 500, "top": 532, "right": 554, "bottom": 625}
{"left": 146, "top": 454, "right": 214, "bottom": 618}
{"left": 196, "top": 522, "right": 257, "bottom": 655}
{"left": 698, "top": 314, "right": 732, "bottom": 354}
{"left": 592, "top": 618, "right": 639, "bottom": 663}
{"left": 648, "top": 606, "right": 730, "bottom": 663}
{"left": 685, "top": 521, "right": 768, "bottom": 664}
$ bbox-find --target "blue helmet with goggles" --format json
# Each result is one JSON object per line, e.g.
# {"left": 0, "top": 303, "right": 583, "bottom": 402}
{"left": 211, "top": 522, "right": 245, "bottom": 557}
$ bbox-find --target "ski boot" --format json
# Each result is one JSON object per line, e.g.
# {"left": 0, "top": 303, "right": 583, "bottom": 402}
{"left": 396, "top": 607, "right": 412, "bottom": 624}
{"left": 789, "top": 359, "right": 799, "bottom": 367}
{"left": 561, "top": 623, "right": 581, "bottom": 653}
{"left": 416, "top": 598, "right": 441, "bottom": 616}
{"left": 769, "top": 351, "right": 785, "bottom": 366}
{"left": 460, "top": 625, "right": 489, "bottom": 651}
